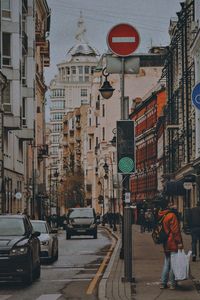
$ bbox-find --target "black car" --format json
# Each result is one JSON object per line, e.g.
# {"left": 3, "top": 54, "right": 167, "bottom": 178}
{"left": 66, "top": 208, "right": 98, "bottom": 239}
{"left": 0, "top": 214, "right": 41, "bottom": 284}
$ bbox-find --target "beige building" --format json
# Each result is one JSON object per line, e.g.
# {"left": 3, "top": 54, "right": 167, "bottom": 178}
{"left": 85, "top": 48, "right": 167, "bottom": 215}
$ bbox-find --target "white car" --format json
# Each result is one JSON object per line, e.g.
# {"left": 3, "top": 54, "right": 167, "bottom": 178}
{"left": 31, "top": 220, "right": 58, "bottom": 262}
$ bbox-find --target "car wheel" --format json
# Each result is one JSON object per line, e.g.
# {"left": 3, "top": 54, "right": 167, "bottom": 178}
{"left": 54, "top": 249, "right": 58, "bottom": 261}
{"left": 34, "top": 262, "right": 41, "bottom": 279}
{"left": 66, "top": 232, "right": 71, "bottom": 240}
{"left": 22, "top": 258, "right": 33, "bottom": 285}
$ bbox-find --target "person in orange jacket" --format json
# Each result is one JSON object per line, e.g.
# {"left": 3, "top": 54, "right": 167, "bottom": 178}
{"left": 158, "top": 197, "right": 183, "bottom": 290}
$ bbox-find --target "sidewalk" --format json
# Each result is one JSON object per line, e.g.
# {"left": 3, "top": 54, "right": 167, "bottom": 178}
{"left": 99, "top": 225, "right": 200, "bottom": 300}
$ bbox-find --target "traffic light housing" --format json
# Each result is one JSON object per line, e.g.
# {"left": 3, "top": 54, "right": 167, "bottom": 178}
{"left": 117, "top": 120, "right": 135, "bottom": 174}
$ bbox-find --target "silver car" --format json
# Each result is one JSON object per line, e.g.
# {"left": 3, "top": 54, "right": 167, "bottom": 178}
{"left": 31, "top": 220, "right": 58, "bottom": 262}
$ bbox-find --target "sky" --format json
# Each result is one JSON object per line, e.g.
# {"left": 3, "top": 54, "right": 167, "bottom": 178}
{"left": 44, "top": 0, "right": 182, "bottom": 118}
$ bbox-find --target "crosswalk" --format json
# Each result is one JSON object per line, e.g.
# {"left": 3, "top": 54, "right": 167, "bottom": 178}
{"left": 0, "top": 295, "right": 62, "bottom": 300}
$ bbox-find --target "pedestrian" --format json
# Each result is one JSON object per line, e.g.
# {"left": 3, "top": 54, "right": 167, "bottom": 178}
{"left": 157, "top": 196, "right": 183, "bottom": 290}
{"left": 188, "top": 201, "right": 200, "bottom": 261}
{"left": 145, "top": 208, "right": 154, "bottom": 232}
{"left": 138, "top": 209, "right": 146, "bottom": 233}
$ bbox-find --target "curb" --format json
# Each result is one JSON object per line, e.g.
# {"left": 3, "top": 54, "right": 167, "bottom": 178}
{"left": 98, "top": 226, "right": 121, "bottom": 300}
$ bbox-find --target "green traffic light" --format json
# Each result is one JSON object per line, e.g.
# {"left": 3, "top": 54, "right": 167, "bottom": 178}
{"left": 118, "top": 157, "right": 134, "bottom": 173}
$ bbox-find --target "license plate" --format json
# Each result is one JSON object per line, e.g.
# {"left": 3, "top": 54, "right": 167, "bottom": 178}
{"left": 77, "top": 229, "right": 85, "bottom": 232}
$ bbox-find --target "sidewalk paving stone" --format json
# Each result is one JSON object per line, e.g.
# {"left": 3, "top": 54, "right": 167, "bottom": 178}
{"left": 99, "top": 224, "right": 200, "bottom": 300}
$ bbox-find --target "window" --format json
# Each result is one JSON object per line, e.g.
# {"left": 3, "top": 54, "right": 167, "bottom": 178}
{"left": 2, "top": 0, "right": 11, "bottom": 18}
{"left": 22, "top": 97, "right": 27, "bottom": 127}
{"left": 89, "top": 138, "right": 92, "bottom": 150}
{"left": 78, "top": 66, "right": 83, "bottom": 74}
{"left": 2, "top": 33, "right": 11, "bottom": 66}
{"left": 66, "top": 67, "right": 70, "bottom": 75}
{"left": 85, "top": 66, "right": 90, "bottom": 74}
{"left": 81, "top": 89, "right": 87, "bottom": 97}
{"left": 102, "top": 127, "right": 105, "bottom": 141}
{"left": 85, "top": 76, "right": 89, "bottom": 82}
{"left": 71, "top": 66, "right": 76, "bottom": 74}
{"left": 2, "top": 81, "right": 11, "bottom": 112}
{"left": 102, "top": 104, "right": 105, "bottom": 117}
{"left": 52, "top": 135, "right": 59, "bottom": 143}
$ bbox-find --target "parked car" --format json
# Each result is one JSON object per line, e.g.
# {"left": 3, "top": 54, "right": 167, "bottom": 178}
{"left": 0, "top": 214, "right": 41, "bottom": 285}
{"left": 31, "top": 220, "right": 58, "bottom": 262}
{"left": 65, "top": 208, "right": 98, "bottom": 239}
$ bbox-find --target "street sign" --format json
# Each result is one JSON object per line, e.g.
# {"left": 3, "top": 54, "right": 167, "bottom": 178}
{"left": 192, "top": 82, "right": 200, "bottom": 110}
{"left": 15, "top": 192, "right": 22, "bottom": 200}
{"left": 183, "top": 182, "right": 193, "bottom": 190}
{"left": 106, "top": 55, "right": 140, "bottom": 74}
{"left": 107, "top": 23, "right": 140, "bottom": 57}
{"left": 125, "top": 192, "right": 131, "bottom": 203}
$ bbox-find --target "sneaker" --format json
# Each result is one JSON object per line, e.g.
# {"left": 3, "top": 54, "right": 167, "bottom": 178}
{"left": 160, "top": 283, "right": 168, "bottom": 289}
{"left": 169, "top": 285, "right": 176, "bottom": 290}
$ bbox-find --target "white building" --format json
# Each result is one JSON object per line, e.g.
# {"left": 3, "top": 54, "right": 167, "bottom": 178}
{"left": 48, "top": 14, "right": 99, "bottom": 210}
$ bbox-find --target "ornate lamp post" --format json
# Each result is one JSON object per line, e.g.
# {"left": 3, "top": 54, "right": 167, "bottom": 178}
{"left": 99, "top": 68, "right": 115, "bottom": 99}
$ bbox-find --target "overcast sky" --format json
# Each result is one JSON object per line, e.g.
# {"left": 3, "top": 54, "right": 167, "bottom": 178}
{"left": 45, "top": 0, "right": 182, "bottom": 84}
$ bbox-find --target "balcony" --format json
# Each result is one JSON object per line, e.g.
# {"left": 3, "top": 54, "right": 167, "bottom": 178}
{"left": 38, "top": 145, "right": 48, "bottom": 159}
{"left": 87, "top": 126, "right": 95, "bottom": 135}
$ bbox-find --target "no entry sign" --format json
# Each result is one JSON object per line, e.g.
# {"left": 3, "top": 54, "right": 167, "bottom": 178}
{"left": 107, "top": 23, "right": 140, "bottom": 57}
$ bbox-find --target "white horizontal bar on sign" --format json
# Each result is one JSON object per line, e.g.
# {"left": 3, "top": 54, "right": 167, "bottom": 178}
{"left": 112, "top": 37, "right": 135, "bottom": 43}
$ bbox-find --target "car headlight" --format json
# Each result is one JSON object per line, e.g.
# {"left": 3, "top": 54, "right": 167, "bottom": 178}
{"left": 90, "top": 223, "right": 96, "bottom": 228}
{"left": 10, "top": 247, "right": 28, "bottom": 256}
{"left": 41, "top": 240, "right": 49, "bottom": 246}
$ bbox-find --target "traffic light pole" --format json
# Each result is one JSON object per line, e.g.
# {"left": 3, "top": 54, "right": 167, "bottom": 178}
{"left": 119, "top": 57, "right": 134, "bottom": 282}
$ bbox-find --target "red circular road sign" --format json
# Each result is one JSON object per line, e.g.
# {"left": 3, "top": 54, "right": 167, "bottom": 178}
{"left": 107, "top": 23, "right": 140, "bottom": 57}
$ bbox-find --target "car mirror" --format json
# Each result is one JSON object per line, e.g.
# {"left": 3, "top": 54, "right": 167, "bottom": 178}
{"left": 51, "top": 228, "right": 58, "bottom": 234}
{"left": 33, "top": 231, "right": 40, "bottom": 237}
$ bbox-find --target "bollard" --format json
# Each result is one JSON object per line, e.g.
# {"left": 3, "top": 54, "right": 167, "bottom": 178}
{"left": 122, "top": 206, "right": 134, "bottom": 282}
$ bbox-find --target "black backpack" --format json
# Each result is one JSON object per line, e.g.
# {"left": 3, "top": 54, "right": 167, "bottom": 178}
{"left": 152, "top": 212, "right": 170, "bottom": 244}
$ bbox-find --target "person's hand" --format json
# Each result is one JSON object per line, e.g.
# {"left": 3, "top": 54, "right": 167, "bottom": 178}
{"left": 178, "top": 243, "right": 183, "bottom": 250}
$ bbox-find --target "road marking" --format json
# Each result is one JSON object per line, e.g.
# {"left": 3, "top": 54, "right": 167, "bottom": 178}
{"left": 86, "top": 236, "right": 116, "bottom": 295}
{"left": 36, "top": 295, "right": 61, "bottom": 300}
{"left": 0, "top": 296, "right": 12, "bottom": 300}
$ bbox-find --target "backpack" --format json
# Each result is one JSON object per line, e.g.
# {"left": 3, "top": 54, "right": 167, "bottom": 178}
{"left": 152, "top": 213, "right": 170, "bottom": 244}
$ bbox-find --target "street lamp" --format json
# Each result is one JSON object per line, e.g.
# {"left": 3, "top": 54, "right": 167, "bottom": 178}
{"left": 99, "top": 67, "right": 115, "bottom": 99}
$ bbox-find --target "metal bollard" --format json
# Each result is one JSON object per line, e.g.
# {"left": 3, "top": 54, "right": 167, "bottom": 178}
{"left": 122, "top": 206, "right": 134, "bottom": 282}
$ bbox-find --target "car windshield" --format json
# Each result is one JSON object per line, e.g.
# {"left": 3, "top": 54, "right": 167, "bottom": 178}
{"left": 31, "top": 222, "right": 48, "bottom": 234}
{"left": 69, "top": 209, "right": 94, "bottom": 219}
{"left": 0, "top": 218, "right": 25, "bottom": 236}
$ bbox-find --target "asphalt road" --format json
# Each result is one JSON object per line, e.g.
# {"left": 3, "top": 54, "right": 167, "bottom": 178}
{"left": 0, "top": 227, "right": 112, "bottom": 300}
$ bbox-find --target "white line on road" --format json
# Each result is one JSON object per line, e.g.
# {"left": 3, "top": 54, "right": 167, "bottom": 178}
{"left": 112, "top": 37, "right": 135, "bottom": 43}
{"left": 36, "top": 295, "right": 61, "bottom": 300}
{"left": 0, "top": 296, "right": 12, "bottom": 300}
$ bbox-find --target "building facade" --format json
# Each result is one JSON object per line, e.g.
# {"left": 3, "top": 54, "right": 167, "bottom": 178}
{"left": 0, "top": 0, "right": 50, "bottom": 216}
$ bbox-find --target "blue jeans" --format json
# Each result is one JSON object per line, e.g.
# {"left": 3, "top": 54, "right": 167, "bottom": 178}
{"left": 161, "top": 253, "right": 176, "bottom": 286}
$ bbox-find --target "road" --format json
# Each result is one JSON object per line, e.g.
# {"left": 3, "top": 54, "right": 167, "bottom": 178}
{"left": 0, "top": 227, "right": 113, "bottom": 300}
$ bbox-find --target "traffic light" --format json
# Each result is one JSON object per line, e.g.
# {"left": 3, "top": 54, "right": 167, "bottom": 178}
{"left": 117, "top": 120, "right": 135, "bottom": 174}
